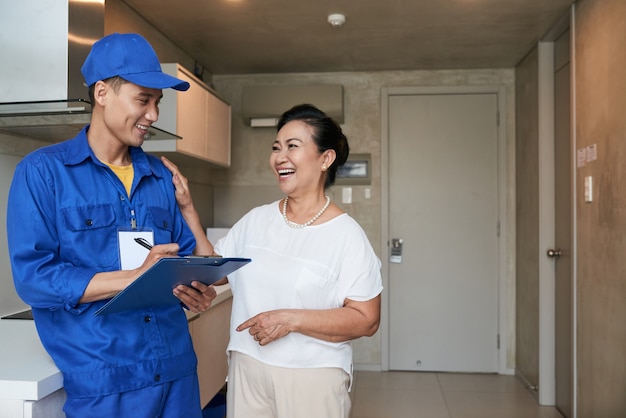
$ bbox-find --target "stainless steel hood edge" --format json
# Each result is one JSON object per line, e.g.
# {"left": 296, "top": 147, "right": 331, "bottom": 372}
{"left": 0, "top": 108, "right": 181, "bottom": 143}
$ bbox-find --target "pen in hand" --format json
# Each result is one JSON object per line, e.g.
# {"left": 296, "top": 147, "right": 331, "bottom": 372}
{"left": 134, "top": 237, "right": 153, "bottom": 250}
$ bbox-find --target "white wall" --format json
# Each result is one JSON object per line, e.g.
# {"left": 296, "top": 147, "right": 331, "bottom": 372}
{"left": 0, "top": 152, "right": 30, "bottom": 316}
{"left": 0, "top": 134, "right": 64, "bottom": 316}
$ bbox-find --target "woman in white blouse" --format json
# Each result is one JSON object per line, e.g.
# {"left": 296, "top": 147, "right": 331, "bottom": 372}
{"left": 164, "top": 104, "right": 382, "bottom": 418}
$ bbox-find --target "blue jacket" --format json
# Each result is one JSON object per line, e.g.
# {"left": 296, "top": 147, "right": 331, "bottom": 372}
{"left": 6, "top": 126, "right": 197, "bottom": 398}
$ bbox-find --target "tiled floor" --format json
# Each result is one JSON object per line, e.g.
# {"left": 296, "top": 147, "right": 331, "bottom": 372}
{"left": 350, "top": 371, "right": 564, "bottom": 418}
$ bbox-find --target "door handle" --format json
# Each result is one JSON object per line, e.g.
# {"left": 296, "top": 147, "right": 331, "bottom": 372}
{"left": 390, "top": 238, "right": 403, "bottom": 263}
{"left": 547, "top": 249, "right": 562, "bottom": 258}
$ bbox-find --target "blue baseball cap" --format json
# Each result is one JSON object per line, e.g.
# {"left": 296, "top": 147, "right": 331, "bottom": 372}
{"left": 81, "top": 33, "right": 190, "bottom": 91}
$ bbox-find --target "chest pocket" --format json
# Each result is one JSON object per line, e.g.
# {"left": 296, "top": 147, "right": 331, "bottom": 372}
{"left": 62, "top": 204, "right": 115, "bottom": 231}
{"left": 293, "top": 267, "right": 337, "bottom": 309}
{"left": 61, "top": 204, "right": 117, "bottom": 267}
{"left": 147, "top": 206, "right": 173, "bottom": 231}
{"left": 147, "top": 206, "right": 174, "bottom": 244}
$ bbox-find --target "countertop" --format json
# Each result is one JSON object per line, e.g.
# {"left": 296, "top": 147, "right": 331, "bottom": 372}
{"left": 0, "top": 284, "right": 232, "bottom": 402}
{"left": 0, "top": 319, "right": 62, "bottom": 401}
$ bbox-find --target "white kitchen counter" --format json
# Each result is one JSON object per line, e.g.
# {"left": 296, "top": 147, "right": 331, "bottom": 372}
{"left": 0, "top": 319, "right": 61, "bottom": 402}
{"left": 0, "top": 284, "right": 232, "bottom": 403}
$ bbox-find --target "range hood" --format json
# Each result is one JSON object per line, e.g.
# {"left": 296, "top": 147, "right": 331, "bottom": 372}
{"left": 0, "top": 0, "right": 179, "bottom": 142}
{"left": 0, "top": 99, "right": 180, "bottom": 142}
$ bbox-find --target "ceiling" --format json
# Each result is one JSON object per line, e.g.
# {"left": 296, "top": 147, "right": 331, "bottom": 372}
{"left": 122, "top": 0, "right": 574, "bottom": 75}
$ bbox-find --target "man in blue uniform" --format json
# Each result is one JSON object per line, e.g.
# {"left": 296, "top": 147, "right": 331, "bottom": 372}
{"left": 6, "top": 33, "right": 215, "bottom": 417}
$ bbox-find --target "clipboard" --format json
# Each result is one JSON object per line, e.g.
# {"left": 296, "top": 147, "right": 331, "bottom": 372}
{"left": 95, "top": 257, "right": 251, "bottom": 316}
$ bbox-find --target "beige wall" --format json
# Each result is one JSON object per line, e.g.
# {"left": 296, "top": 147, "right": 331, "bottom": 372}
{"left": 212, "top": 69, "right": 517, "bottom": 368}
{"left": 514, "top": 46, "right": 541, "bottom": 390}
{"left": 574, "top": 0, "right": 626, "bottom": 414}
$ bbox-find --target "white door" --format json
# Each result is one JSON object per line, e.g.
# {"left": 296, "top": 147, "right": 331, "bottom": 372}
{"left": 388, "top": 90, "right": 500, "bottom": 372}
{"left": 554, "top": 28, "right": 574, "bottom": 418}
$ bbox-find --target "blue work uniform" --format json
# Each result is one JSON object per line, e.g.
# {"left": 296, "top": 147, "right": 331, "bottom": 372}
{"left": 6, "top": 126, "right": 200, "bottom": 415}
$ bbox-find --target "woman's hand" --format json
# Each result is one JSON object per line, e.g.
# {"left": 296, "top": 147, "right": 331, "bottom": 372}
{"left": 237, "top": 296, "right": 381, "bottom": 345}
{"left": 162, "top": 156, "right": 217, "bottom": 256}
{"left": 162, "top": 156, "right": 193, "bottom": 211}
{"left": 237, "top": 310, "right": 294, "bottom": 346}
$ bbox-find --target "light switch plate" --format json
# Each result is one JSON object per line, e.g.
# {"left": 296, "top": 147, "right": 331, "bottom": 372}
{"left": 584, "top": 176, "right": 592, "bottom": 202}
{"left": 342, "top": 187, "right": 352, "bottom": 204}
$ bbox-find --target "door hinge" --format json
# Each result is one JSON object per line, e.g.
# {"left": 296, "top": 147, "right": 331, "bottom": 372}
{"left": 496, "top": 111, "right": 500, "bottom": 127}
{"left": 497, "top": 334, "right": 501, "bottom": 349}
{"left": 497, "top": 221, "right": 500, "bottom": 238}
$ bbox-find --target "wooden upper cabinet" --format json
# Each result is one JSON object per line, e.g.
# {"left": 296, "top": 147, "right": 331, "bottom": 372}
{"left": 142, "top": 64, "right": 231, "bottom": 168}
{"left": 205, "top": 89, "right": 231, "bottom": 167}
{"left": 175, "top": 69, "right": 207, "bottom": 159}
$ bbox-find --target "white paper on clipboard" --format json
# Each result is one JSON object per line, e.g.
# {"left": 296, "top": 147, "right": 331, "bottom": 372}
{"left": 118, "top": 229, "right": 153, "bottom": 270}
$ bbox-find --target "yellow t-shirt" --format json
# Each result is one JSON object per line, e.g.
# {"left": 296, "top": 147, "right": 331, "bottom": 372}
{"left": 105, "top": 162, "right": 134, "bottom": 197}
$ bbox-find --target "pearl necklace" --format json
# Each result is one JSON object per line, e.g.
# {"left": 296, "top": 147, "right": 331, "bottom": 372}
{"left": 282, "top": 195, "right": 331, "bottom": 229}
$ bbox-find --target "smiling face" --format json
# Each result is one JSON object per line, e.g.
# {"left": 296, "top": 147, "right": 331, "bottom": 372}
{"left": 270, "top": 120, "right": 334, "bottom": 197}
{"left": 95, "top": 79, "right": 163, "bottom": 149}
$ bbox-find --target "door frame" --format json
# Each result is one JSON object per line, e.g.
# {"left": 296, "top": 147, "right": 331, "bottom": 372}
{"left": 380, "top": 85, "right": 512, "bottom": 374}
{"left": 536, "top": 5, "right": 577, "bottom": 412}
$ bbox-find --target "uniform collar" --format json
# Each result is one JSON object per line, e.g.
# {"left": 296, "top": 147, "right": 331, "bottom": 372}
{"left": 63, "top": 125, "right": 162, "bottom": 179}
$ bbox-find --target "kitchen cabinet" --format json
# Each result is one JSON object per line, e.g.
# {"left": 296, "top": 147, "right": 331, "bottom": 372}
{"left": 187, "top": 286, "right": 232, "bottom": 407}
{"left": 142, "top": 64, "right": 232, "bottom": 168}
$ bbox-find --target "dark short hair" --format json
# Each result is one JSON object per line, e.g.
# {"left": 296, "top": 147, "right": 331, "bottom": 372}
{"left": 87, "top": 76, "right": 127, "bottom": 105}
{"left": 276, "top": 103, "right": 350, "bottom": 188}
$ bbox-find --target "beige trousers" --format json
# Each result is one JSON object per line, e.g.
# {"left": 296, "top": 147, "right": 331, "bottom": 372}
{"left": 226, "top": 351, "right": 351, "bottom": 418}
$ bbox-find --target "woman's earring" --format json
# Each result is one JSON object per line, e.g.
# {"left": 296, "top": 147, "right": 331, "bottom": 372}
{"left": 322, "top": 165, "right": 327, "bottom": 172}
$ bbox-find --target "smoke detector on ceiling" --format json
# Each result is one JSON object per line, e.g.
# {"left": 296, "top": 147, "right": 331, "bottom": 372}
{"left": 327, "top": 13, "right": 346, "bottom": 28}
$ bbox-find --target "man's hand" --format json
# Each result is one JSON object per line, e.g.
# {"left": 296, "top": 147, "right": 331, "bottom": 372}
{"left": 173, "top": 282, "right": 218, "bottom": 313}
{"left": 139, "top": 243, "right": 179, "bottom": 269}
{"left": 79, "top": 243, "right": 180, "bottom": 304}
